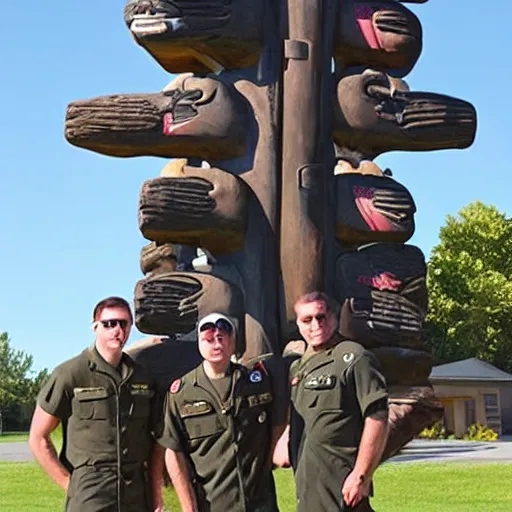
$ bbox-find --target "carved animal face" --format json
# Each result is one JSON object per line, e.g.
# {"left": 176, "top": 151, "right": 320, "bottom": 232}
{"left": 334, "top": 69, "right": 477, "bottom": 159}
{"left": 124, "top": 0, "right": 231, "bottom": 38}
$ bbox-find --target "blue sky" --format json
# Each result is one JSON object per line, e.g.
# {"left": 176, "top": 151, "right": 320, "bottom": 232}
{"left": 1, "top": 1, "right": 510, "bottom": 372}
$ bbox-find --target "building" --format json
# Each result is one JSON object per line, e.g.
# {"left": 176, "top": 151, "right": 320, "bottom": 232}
{"left": 430, "top": 358, "right": 512, "bottom": 437}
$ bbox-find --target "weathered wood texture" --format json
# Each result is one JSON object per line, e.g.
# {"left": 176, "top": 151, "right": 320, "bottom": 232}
{"left": 124, "top": 0, "right": 265, "bottom": 73}
{"left": 139, "top": 168, "right": 248, "bottom": 254}
{"left": 383, "top": 385, "right": 444, "bottom": 461}
{"left": 280, "top": 0, "right": 326, "bottom": 333}
{"left": 334, "top": 164, "right": 416, "bottom": 245}
{"left": 65, "top": 77, "right": 249, "bottom": 159}
{"left": 334, "top": 69, "right": 477, "bottom": 161}
{"left": 134, "top": 271, "right": 246, "bottom": 354}
{"left": 335, "top": 0, "right": 422, "bottom": 77}
{"left": 124, "top": 0, "right": 423, "bottom": 76}
{"left": 140, "top": 242, "right": 178, "bottom": 275}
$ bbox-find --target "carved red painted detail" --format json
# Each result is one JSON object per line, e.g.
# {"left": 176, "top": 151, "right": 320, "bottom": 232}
{"left": 163, "top": 112, "right": 174, "bottom": 135}
{"left": 355, "top": 5, "right": 380, "bottom": 49}
{"left": 357, "top": 272, "right": 402, "bottom": 291}
{"left": 353, "top": 185, "right": 392, "bottom": 231}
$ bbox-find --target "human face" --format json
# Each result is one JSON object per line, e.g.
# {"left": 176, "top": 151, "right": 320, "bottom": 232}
{"left": 295, "top": 300, "right": 337, "bottom": 349}
{"left": 94, "top": 306, "right": 132, "bottom": 353}
{"left": 198, "top": 325, "right": 235, "bottom": 367}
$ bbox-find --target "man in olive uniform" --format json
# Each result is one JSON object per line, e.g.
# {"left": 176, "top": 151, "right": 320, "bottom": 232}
{"left": 29, "top": 296, "right": 164, "bottom": 512}
{"left": 289, "top": 292, "right": 389, "bottom": 512}
{"left": 158, "top": 312, "right": 285, "bottom": 512}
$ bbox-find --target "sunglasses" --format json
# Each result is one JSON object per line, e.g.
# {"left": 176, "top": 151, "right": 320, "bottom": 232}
{"left": 301, "top": 314, "right": 327, "bottom": 324}
{"left": 199, "top": 319, "right": 233, "bottom": 335}
{"left": 100, "top": 319, "right": 129, "bottom": 329}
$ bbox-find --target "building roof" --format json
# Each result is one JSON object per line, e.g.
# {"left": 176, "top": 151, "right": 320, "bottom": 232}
{"left": 430, "top": 358, "right": 512, "bottom": 382}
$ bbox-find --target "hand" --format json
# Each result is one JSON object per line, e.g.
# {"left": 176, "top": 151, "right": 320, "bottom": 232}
{"left": 341, "top": 470, "right": 371, "bottom": 508}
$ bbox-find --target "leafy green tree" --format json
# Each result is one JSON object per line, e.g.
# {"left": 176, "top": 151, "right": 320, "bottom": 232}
{"left": 0, "top": 332, "right": 48, "bottom": 433}
{"left": 426, "top": 201, "right": 512, "bottom": 372}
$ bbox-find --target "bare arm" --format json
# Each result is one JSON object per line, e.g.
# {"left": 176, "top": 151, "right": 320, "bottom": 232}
{"left": 28, "top": 405, "right": 70, "bottom": 491}
{"left": 165, "top": 449, "right": 198, "bottom": 512}
{"left": 149, "top": 443, "right": 165, "bottom": 512}
{"left": 272, "top": 423, "right": 290, "bottom": 468}
{"left": 342, "top": 413, "right": 389, "bottom": 507}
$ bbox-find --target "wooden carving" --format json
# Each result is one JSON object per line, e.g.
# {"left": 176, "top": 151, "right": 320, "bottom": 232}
{"left": 334, "top": 161, "right": 416, "bottom": 245}
{"left": 335, "top": 0, "right": 422, "bottom": 77}
{"left": 140, "top": 242, "right": 178, "bottom": 275}
{"left": 124, "top": 0, "right": 265, "bottom": 73}
{"left": 334, "top": 68, "right": 477, "bottom": 161}
{"left": 134, "top": 271, "right": 246, "bottom": 354}
{"left": 66, "top": 0, "right": 477, "bottom": 462}
{"left": 65, "top": 75, "right": 249, "bottom": 159}
{"left": 139, "top": 165, "right": 248, "bottom": 254}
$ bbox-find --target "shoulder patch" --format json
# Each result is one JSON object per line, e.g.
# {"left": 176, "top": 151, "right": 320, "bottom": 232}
{"left": 170, "top": 379, "right": 182, "bottom": 394}
{"left": 249, "top": 370, "right": 263, "bottom": 383}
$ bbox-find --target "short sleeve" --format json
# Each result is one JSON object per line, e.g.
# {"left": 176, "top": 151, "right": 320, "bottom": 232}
{"left": 37, "top": 369, "right": 72, "bottom": 420}
{"left": 157, "top": 393, "right": 186, "bottom": 452}
{"left": 348, "top": 352, "right": 388, "bottom": 418}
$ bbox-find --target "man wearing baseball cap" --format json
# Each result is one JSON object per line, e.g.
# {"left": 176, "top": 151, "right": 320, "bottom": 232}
{"left": 157, "top": 312, "right": 284, "bottom": 511}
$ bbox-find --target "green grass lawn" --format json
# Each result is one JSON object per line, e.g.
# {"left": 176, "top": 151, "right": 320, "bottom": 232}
{"left": 0, "top": 432, "right": 29, "bottom": 443}
{"left": 2, "top": 462, "right": 512, "bottom": 511}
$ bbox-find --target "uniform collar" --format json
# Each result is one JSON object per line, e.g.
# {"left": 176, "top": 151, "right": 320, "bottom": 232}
{"left": 303, "top": 332, "right": 342, "bottom": 359}
{"left": 86, "top": 345, "right": 135, "bottom": 383}
{"left": 299, "top": 333, "right": 342, "bottom": 373}
{"left": 193, "top": 361, "right": 235, "bottom": 388}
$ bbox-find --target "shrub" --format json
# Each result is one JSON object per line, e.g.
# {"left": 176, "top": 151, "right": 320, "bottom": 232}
{"left": 417, "top": 421, "right": 448, "bottom": 440}
{"left": 463, "top": 423, "right": 498, "bottom": 442}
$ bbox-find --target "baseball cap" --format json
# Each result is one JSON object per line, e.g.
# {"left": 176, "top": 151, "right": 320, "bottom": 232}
{"left": 197, "top": 313, "right": 235, "bottom": 336}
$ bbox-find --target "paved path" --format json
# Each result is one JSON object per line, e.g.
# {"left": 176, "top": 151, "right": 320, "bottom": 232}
{"left": 0, "top": 442, "right": 32, "bottom": 462}
{"left": 389, "top": 439, "right": 512, "bottom": 464}
{"left": 2, "top": 439, "right": 512, "bottom": 464}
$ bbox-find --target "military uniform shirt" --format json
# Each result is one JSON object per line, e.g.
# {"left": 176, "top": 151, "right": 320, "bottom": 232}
{"left": 37, "top": 346, "right": 162, "bottom": 512}
{"left": 158, "top": 362, "right": 279, "bottom": 512}
{"left": 290, "top": 340, "right": 388, "bottom": 512}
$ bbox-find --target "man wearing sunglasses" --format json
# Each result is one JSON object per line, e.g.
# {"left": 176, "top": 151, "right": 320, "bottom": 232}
{"left": 29, "top": 296, "right": 165, "bottom": 512}
{"left": 157, "top": 312, "right": 283, "bottom": 512}
{"left": 287, "top": 292, "right": 389, "bottom": 512}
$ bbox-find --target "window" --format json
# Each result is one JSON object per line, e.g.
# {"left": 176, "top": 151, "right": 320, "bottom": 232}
{"left": 483, "top": 393, "right": 501, "bottom": 435}
{"left": 464, "top": 399, "right": 475, "bottom": 428}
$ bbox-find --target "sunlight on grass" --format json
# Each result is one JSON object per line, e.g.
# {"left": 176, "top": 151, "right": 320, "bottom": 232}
{"left": 0, "top": 432, "right": 29, "bottom": 443}
{"left": 2, "top": 462, "right": 512, "bottom": 511}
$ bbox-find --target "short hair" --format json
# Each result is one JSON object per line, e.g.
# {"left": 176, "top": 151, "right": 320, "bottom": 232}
{"left": 93, "top": 296, "right": 133, "bottom": 323}
{"left": 294, "top": 291, "right": 338, "bottom": 315}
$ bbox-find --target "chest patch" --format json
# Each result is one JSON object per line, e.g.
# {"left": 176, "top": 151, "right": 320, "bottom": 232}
{"left": 130, "top": 383, "right": 151, "bottom": 395}
{"left": 247, "top": 392, "right": 273, "bottom": 407}
{"left": 304, "top": 374, "right": 336, "bottom": 390}
{"left": 180, "top": 400, "right": 213, "bottom": 418}
{"left": 249, "top": 370, "right": 262, "bottom": 383}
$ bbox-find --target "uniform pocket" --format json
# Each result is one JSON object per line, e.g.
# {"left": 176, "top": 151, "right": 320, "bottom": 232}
{"left": 183, "top": 413, "right": 223, "bottom": 440}
{"left": 131, "top": 391, "right": 154, "bottom": 419}
{"left": 73, "top": 387, "right": 111, "bottom": 420}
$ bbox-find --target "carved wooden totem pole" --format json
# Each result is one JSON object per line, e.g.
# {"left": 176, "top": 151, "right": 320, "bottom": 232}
{"left": 65, "top": 0, "right": 477, "bottom": 460}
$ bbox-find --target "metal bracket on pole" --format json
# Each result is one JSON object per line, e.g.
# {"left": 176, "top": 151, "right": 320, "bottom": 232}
{"left": 284, "top": 40, "right": 309, "bottom": 60}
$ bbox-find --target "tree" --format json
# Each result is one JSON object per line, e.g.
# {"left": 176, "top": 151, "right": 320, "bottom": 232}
{"left": 0, "top": 332, "right": 48, "bottom": 434}
{"left": 426, "top": 201, "right": 512, "bottom": 372}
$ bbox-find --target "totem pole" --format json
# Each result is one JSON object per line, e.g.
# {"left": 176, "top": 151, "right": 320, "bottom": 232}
{"left": 65, "top": 0, "right": 477, "bottom": 459}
